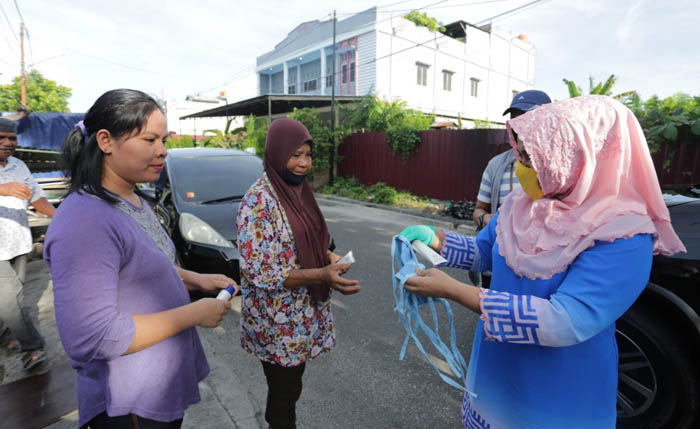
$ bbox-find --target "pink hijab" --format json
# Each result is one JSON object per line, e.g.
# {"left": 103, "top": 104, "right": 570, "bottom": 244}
{"left": 496, "top": 95, "right": 686, "bottom": 280}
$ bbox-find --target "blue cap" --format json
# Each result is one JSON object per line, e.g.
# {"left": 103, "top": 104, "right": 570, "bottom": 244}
{"left": 225, "top": 285, "right": 235, "bottom": 295}
{"left": 503, "top": 90, "right": 552, "bottom": 116}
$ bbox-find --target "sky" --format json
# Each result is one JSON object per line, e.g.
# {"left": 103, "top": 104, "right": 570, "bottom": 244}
{"left": 1, "top": 0, "right": 699, "bottom": 113}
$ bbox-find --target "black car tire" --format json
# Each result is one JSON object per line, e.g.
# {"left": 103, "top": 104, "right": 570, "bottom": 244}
{"left": 153, "top": 203, "right": 172, "bottom": 234}
{"left": 616, "top": 300, "right": 700, "bottom": 428}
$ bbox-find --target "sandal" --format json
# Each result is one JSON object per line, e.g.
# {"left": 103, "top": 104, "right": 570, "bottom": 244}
{"left": 22, "top": 349, "right": 47, "bottom": 371}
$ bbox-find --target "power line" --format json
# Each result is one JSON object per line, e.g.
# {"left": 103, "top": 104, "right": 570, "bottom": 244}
{"left": 64, "top": 48, "right": 159, "bottom": 74}
{"left": 195, "top": 64, "right": 256, "bottom": 94}
{"left": 0, "top": 21, "right": 16, "bottom": 53}
{"left": 0, "top": 0, "right": 19, "bottom": 47}
{"left": 475, "top": 0, "right": 549, "bottom": 25}
{"left": 29, "top": 53, "right": 64, "bottom": 67}
{"left": 206, "top": 0, "right": 450, "bottom": 95}
{"left": 202, "top": 0, "right": 534, "bottom": 97}
{"left": 272, "top": 0, "right": 447, "bottom": 62}
{"left": 337, "top": 0, "right": 517, "bottom": 15}
{"left": 11, "top": 0, "right": 23, "bottom": 23}
{"left": 13, "top": 0, "right": 33, "bottom": 66}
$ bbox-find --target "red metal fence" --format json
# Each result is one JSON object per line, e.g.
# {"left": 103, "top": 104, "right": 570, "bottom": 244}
{"left": 337, "top": 129, "right": 700, "bottom": 201}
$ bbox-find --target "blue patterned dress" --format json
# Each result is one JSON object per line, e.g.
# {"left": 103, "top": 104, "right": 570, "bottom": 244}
{"left": 440, "top": 213, "right": 652, "bottom": 428}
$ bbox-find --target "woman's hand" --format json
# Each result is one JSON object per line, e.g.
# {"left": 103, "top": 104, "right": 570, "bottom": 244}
{"left": 403, "top": 268, "right": 460, "bottom": 299}
{"left": 399, "top": 225, "right": 444, "bottom": 252}
{"left": 327, "top": 250, "right": 341, "bottom": 265}
{"left": 319, "top": 263, "right": 361, "bottom": 295}
{"left": 193, "top": 272, "right": 238, "bottom": 295}
{"left": 191, "top": 298, "right": 231, "bottom": 328}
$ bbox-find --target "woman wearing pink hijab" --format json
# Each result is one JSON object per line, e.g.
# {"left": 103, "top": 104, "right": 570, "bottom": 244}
{"left": 400, "top": 95, "right": 685, "bottom": 428}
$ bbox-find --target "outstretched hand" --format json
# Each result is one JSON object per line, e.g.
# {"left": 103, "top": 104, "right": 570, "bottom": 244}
{"left": 403, "top": 268, "right": 458, "bottom": 299}
{"left": 319, "top": 263, "right": 361, "bottom": 295}
{"left": 195, "top": 273, "right": 238, "bottom": 295}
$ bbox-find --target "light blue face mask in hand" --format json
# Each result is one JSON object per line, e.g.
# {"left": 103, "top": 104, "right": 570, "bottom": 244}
{"left": 391, "top": 235, "right": 475, "bottom": 396}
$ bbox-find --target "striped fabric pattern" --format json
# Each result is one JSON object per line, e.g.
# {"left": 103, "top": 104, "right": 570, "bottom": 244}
{"left": 477, "top": 161, "right": 520, "bottom": 206}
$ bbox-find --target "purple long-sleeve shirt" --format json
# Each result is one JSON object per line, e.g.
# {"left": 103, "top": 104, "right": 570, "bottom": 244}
{"left": 44, "top": 191, "right": 209, "bottom": 426}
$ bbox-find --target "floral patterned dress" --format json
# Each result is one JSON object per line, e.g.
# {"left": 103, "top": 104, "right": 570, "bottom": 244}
{"left": 237, "top": 172, "right": 335, "bottom": 367}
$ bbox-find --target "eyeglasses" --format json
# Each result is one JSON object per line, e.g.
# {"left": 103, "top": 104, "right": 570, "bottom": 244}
{"left": 0, "top": 135, "right": 18, "bottom": 142}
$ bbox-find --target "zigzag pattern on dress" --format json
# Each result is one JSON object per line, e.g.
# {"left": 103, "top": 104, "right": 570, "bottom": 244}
{"left": 482, "top": 290, "right": 540, "bottom": 345}
{"left": 462, "top": 395, "right": 491, "bottom": 429}
{"left": 443, "top": 233, "right": 477, "bottom": 270}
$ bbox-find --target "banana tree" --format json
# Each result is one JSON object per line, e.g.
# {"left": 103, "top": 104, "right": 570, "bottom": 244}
{"left": 201, "top": 117, "right": 242, "bottom": 149}
{"left": 562, "top": 74, "right": 631, "bottom": 99}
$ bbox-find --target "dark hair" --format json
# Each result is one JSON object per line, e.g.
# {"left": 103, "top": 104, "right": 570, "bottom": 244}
{"left": 61, "top": 89, "right": 163, "bottom": 203}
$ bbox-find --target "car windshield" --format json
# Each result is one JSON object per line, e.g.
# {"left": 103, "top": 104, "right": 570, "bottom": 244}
{"left": 168, "top": 154, "right": 262, "bottom": 204}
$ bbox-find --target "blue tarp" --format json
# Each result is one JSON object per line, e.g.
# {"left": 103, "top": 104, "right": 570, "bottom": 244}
{"left": 17, "top": 112, "right": 85, "bottom": 150}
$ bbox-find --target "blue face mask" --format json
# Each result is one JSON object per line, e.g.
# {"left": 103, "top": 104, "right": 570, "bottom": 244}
{"left": 391, "top": 235, "right": 473, "bottom": 395}
{"left": 283, "top": 169, "right": 306, "bottom": 185}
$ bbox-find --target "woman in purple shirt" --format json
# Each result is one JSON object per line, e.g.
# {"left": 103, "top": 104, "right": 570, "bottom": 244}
{"left": 44, "top": 89, "right": 234, "bottom": 429}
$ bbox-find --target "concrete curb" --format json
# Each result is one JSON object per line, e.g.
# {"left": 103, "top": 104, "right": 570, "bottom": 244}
{"left": 314, "top": 193, "right": 477, "bottom": 234}
{"left": 192, "top": 332, "right": 264, "bottom": 429}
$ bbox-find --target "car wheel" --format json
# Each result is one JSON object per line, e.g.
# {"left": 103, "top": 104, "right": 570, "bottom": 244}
{"left": 154, "top": 203, "right": 172, "bottom": 234}
{"left": 616, "top": 301, "right": 700, "bottom": 428}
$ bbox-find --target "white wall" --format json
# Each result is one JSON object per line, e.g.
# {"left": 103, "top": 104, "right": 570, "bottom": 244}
{"left": 371, "top": 15, "right": 535, "bottom": 124}
{"left": 356, "top": 30, "right": 376, "bottom": 95}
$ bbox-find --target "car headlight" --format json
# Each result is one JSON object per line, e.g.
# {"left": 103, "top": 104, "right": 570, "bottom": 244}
{"left": 179, "top": 212, "right": 233, "bottom": 248}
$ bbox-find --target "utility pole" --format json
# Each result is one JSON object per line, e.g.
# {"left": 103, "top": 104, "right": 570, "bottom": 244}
{"left": 19, "top": 23, "right": 26, "bottom": 106}
{"left": 329, "top": 10, "right": 336, "bottom": 186}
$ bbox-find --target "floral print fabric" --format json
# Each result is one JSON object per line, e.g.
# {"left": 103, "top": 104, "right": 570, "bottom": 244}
{"left": 237, "top": 173, "right": 335, "bottom": 367}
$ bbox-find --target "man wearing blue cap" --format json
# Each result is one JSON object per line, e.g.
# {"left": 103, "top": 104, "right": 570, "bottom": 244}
{"left": 472, "top": 90, "right": 552, "bottom": 229}
{"left": 469, "top": 90, "right": 551, "bottom": 287}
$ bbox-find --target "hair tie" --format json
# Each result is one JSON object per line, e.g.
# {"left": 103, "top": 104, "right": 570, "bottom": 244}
{"left": 75, "top": 120, "right": 88, "bottom": 137}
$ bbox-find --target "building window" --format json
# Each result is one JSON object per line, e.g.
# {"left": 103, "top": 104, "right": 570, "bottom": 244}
{"left": 350, "top": 61, "right": 355, "bottom": 82}
{"left": 470, "top": 78, "right": 480, "bottom": 97}
{"left": 288, "top": 85, "right": 296, "bottom": 95}
{"left": 416, "top": 63, "right": 429, "bottom": 86}
{"left": 326, "top": 75, "right": 333, "bottom": 88}
{"left": 442, "top": 70, "right": 454, "bottom": 91}
{"left": 303, "top": 79, "right": 317, "bottom": 92}
{"left": 342, "top": 64, "right": 348, "bottom": 84}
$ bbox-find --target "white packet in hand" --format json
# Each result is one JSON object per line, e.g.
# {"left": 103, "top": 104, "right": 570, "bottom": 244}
{"left": 337, "top": 250, "right": 355, "bottom": 265}
{"left": 412, "top": 241, "right": 447, "bottom": 266}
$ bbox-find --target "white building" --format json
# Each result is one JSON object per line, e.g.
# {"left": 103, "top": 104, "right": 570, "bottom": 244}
{"left": 165, "top": 95, "right": 240, "bottom": 136}
{"left": 256, "top": 7, "right": 536, "bottom": 125}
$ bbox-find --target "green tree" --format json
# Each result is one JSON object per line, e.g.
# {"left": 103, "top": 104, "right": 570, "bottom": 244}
{"left": 200, "top": 118, "right": 244, "bottom": 149}
{"left": 562, "top": 74, "right": 633, "bottom": 99}
{"left": 241, "top": 115, "right": 269, "bottom": 156}
{"left": 166, "top": 134, "right": 196, "bottom": 149}
{"left": 403, "top": 10, "right": 445, "bottom": 33}
{"left": 0, "top": 70, "right": 72, "bottom": 112}
{"left": 286, "top": 107, "right": 349, "bottom": 173}
{"left": 622, "top": 92, "right": 700, "bottom": 154}
{"left": 343, "top": 94, "right": 434, "bottom": 160}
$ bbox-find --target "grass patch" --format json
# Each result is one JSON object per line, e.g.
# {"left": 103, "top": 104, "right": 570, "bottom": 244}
{"left": 321, "top": 177, "right": 435, "bottom": 210}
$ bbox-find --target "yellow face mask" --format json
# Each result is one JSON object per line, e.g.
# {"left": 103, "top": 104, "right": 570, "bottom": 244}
{"left": 515, "top": 160, "right": 544, "bottom": 200}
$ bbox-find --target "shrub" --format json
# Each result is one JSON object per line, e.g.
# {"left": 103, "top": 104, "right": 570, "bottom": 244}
{"left": 368, "top": 182, "right": 398, "bottom": 205}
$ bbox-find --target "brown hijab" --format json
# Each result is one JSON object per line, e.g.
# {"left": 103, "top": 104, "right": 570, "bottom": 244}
{"left": 264, "top": 118, "right": 331, "bottom": 301}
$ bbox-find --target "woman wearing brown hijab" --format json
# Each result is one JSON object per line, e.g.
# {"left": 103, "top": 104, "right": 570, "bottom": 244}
{"left": 237, "top": 118, "right": 361, "bottom": 428}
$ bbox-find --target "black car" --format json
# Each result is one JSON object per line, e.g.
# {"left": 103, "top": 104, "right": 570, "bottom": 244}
{"left": 616, "top": 189, "right": 700, "bottom": 428}
{"left": 146, "top": 148, "right": 263, "bottom": 286}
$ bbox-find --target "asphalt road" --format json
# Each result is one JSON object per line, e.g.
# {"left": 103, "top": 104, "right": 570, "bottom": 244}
{"left": 209, "top": 198, "right": 479, "bottom": 428}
